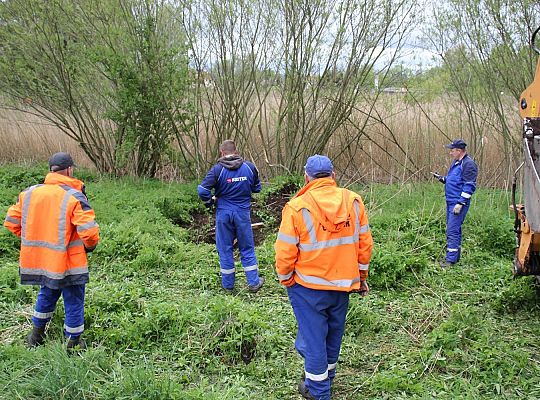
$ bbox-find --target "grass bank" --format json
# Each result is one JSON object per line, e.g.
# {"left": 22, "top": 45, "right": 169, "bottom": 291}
{"left": 0, "top": 164, "right": 539, "bottom": 399}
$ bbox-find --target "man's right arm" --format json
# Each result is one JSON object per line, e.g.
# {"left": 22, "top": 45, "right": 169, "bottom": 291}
{"left": 197, "top": 165, "right": 220, "bottom": 207}
{"left": 432, "top": 172, "right": 446, "bottom": 184}
{"left": 72, "top": 200, "right": 100, "bottom": 251}
{"left": 275, "top": 205, "right": 299, "bottom": 287}
{"left": 3, "top": 194, "right": 23, "bottom": 237}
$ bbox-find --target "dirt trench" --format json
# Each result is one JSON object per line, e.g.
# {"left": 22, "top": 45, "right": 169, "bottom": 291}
{"left": 177, "top": 182, "right": 299, "bottom": 245}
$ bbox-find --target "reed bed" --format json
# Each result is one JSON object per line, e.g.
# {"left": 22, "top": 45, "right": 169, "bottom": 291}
{"left": 0, "top": 95, "right": 522, "bottom": 187}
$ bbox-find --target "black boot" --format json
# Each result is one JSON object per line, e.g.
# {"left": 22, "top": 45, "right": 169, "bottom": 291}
{"left": 67, "top": 336, "right": 87, "bottom": 352}
{"left": 298, "top": 379, "right": 316, "bottom": 400}
{"left": 26, "top": 325, "right": 46, "bottom": 347}
{"left": 248, "top": 276, "right": 265, "bottom": 293}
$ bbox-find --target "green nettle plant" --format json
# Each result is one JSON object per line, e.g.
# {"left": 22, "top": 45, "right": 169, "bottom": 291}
{"left": 0, "top": 0, "right": 193, "bottom": 177}
{"left": 0, "top": 166, "right": 536, "bottom": 399}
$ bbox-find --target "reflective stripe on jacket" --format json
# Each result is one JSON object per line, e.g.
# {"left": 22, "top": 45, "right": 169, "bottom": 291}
{"left": 274, "top": 178, "right": 373, "bottom": 292}
{"left": 3, "top": 173, "right": 100, "bottom": 288}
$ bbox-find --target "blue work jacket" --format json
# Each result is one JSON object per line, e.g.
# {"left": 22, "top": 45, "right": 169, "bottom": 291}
{"left": 444, "top": 154, "right": 478, "bottom": 205}
{"left": 198, "top": 155, "right": 261, "bottom": 211}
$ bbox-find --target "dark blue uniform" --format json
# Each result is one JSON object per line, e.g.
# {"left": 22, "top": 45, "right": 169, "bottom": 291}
{"left": 441, "top": 154, "right": 478, "bottom": 263}
{"left": 198, "top": 155, "right": 262, "bottom": 289}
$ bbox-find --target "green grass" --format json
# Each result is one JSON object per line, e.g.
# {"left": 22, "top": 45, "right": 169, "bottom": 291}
{"left": 0, "top": 164, "right": 539, "bottom": 399}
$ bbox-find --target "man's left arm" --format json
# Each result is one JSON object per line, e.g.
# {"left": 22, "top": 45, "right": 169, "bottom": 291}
{"left": 458, "top": 158, "right": 478, "bottom": 206}
{"left": 356, "top": 199, "right": 373, "bottom": 282}
{"left": 247, "top": 162, "right": 262, "bottom": 193}
{"left": 71, "top": 197, "right": 100, "bottom": 252}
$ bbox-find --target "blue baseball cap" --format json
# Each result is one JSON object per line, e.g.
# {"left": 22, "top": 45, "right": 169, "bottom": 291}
{"left": 446, "top": 139, "right": 467, "bottom": 149}
{"left": 304, "top": 154, "right": 334, "bottom": 178}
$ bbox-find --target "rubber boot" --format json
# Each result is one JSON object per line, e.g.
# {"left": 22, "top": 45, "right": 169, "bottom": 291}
{"left": 26, "top": 325, "right": 46, "bottom": 347}
{"left": 67, "top": 336, "right": 87, "bottom": 352}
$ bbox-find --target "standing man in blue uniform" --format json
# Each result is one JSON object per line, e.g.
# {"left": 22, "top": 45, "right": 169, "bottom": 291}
{"left": 433, "top": 139, "right": 478, "bottom": 268}
{"left": 198, "top": 140, "right": 265, "bottom": 293}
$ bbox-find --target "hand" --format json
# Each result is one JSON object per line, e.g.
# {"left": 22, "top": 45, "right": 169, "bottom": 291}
{"left": 453, "top": 203, "right": 463, "bottom": 215}
{"left": 282, "top": 277, "right": 295, "bottom": 287}
{"left": 357, "top": 281, "right": 369, "bottom": 297}
{"left": 431, "top": 172, "right": 445, "bottom": 183}
{"left": 204, "top": 196, "right": 216, "bottom": 209}
{"left": 84, "top": 245, "right": 96, "bottom": 253}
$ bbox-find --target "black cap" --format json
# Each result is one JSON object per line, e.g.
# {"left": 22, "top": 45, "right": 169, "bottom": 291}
{"left": 49, "top": 152, "right": 75, "bottom": 172}
{"left": 446, "top": 139, "right": 467, "bottom": 149}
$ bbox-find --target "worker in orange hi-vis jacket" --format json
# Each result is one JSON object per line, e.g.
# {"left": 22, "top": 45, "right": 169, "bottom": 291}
{"left": 3, "top": 152, "right": 99, "bottom": 351}
{"left": 275, "top": 155, "right": 373, "bottom": 400}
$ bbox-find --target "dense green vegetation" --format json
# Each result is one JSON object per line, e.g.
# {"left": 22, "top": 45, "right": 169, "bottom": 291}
{"left": 1, "top": 164, "right": 539, "bottom": 399}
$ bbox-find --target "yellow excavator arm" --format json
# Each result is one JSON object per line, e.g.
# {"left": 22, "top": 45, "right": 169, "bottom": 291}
{"left": 520, "top": 26, "right": 540, "bottom": 119}
{"left": 514, "top": 26, "right": 540, "bottom": 276}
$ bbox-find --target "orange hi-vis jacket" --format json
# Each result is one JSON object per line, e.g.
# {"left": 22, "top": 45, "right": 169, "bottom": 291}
{"left": 3, "top": 173, "right": 100, "bottom": 289}
{"left": 274, "top": 177, "right": 373, "bottom": 292}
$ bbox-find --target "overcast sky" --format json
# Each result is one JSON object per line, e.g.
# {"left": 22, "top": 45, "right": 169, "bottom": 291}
{"left": 374, "top": 45, "right": 441, "bottom": 72}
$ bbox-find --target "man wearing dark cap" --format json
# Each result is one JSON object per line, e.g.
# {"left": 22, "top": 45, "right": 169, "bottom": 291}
{"left": 3, "top": 152, "right": 99, "bottom": 350}
{"left": 275, "top": 155, "right": 373, "bottom": 400}
{"left": 432, "top": 140, "right": 478, "bottom": 268}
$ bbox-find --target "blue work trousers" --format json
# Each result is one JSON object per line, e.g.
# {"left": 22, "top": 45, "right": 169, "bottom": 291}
{"left": 446, "top": 202, "right": 470, "bottom": 263}
{"left": 216, "top": 209, "right": 260, "bottom": 289}
{"left": 31, "top": 284, "right": 85, "bottom": 338}
{"left": 287, "top": 283, "right": 350, "bottom": 400}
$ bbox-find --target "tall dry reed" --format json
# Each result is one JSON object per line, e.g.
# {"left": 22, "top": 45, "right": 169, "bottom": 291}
{"left": 0, "top": 109, "right": 90, "bottom": 167}
{"left": 0, "top": 95, "right": 522, "bottom": 188}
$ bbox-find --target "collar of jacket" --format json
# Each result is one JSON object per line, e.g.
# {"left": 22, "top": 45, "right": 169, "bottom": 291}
{"left": 292, "top": 177, "right": 357, "bottom": 233}
{"left": 294, "top": 177, "right": 337, "bottom": 199}
{"left": 44, "top": 172, "right": 84, "bottom": 191}
{"left": 453, "top": 153, "right": 469, "bottom": 166}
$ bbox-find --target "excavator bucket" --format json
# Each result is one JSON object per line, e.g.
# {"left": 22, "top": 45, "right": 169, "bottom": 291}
{"left": 515, "top": 27, "right": 540, "bottom": 276}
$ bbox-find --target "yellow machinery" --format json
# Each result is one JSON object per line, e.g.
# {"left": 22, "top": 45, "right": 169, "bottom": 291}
{"left": 514, "top": 26, "right": 540, "bottom": 276}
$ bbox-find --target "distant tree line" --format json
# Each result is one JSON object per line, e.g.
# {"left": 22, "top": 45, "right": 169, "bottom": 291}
{"left": 427, "top": 0, "right": 540, "bottom": 180}
{"left": 0, "top": 0, "right": 538, "bottom": 180}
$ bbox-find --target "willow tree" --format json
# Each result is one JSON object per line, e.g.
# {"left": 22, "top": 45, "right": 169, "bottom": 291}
{"left": 180, "top": 0, "right": 418, "bottom": 176}
{"left": 430, "top": 0, "right": 540, "bottom": 183}
{"left": 0, "top": 0, "right": 192, "bottom": 177}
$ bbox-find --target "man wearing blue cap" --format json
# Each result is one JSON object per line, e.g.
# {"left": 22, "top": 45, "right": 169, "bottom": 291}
{"left": 432, "top": 140, "right": 478, "bottom": 268}
{"left": 275, "top": 154, "right": 373, "bottom": 399}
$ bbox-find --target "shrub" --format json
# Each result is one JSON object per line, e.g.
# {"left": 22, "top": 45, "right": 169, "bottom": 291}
{"left": 0, "top": 262, "right": 33, "bottom": 304}
{"left": 0, "top": 164, "right": 45, "bottom": 189}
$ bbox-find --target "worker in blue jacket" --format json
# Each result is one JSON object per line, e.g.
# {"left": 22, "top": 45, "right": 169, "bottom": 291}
{"left": 433, "top": 139, "right": 478, "bottom": 268}
{"left": 198, "top": 140, "right": 265, "bottom": 293}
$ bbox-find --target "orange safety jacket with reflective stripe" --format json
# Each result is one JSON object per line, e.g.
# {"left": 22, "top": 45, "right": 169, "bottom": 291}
{"left": 274, "top": 177, "right": 373, "bottom": 292}
{"left": 3, "top": 173, "right": 100, "bottom": 289}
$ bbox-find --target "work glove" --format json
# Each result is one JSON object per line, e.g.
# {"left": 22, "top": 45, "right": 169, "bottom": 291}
{"left": 452, "top": 203, "right": 463, "bottom": 215}
{"left": 84, "top": 245, "right": 96, "bottom": 253}
{"left": 432, "top": 172, "right": 445, "bottom": 183}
